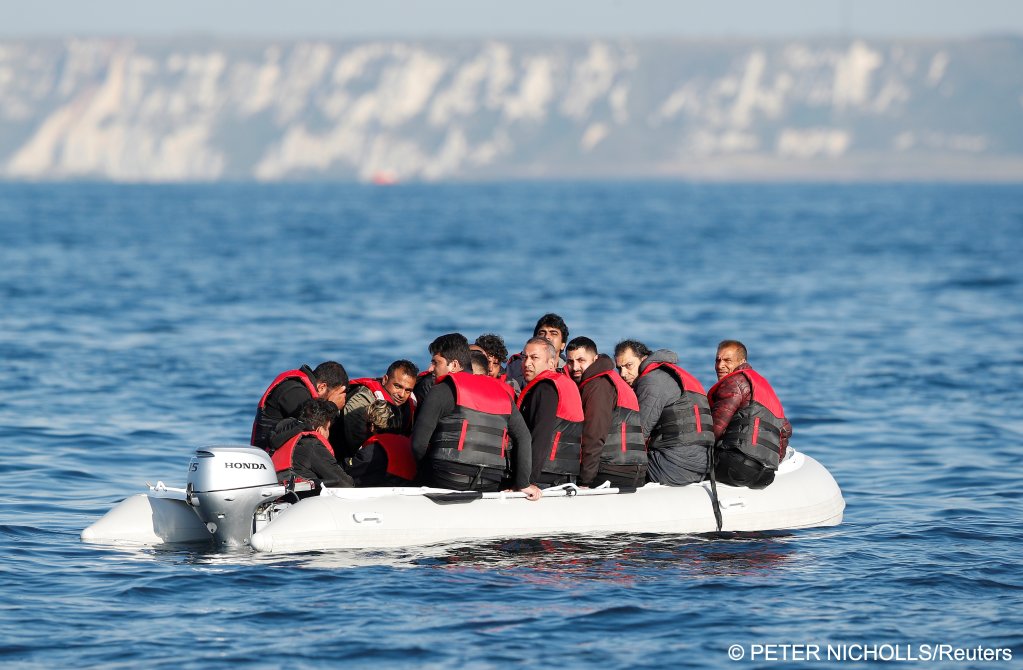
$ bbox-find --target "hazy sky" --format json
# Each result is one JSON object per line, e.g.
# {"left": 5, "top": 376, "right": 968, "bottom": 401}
{"left": 3, "top": 0, "right": 1022, "bottom": 39}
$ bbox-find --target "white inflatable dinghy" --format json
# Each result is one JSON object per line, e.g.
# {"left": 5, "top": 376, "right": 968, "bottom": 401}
{"left": 81, "top": 445, "right": 844, "bottom": 553}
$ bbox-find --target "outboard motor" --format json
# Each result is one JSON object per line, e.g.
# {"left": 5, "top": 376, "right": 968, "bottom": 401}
{"left": 185, "top": 445, "right": 286, "bottom": 548}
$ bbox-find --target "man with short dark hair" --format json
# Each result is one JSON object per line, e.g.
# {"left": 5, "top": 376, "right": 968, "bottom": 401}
{"left": 270, "top": 398, "right": 354, "bottom": 493}
{"left": 251, "top": 361, "right": 348, "bottom": 453}
{"left": 506, "top": 313, "right": 569, "bottom": 388}
{"left": 566, "top": 337, "right": 647, "bottom": 488}
{"left": 614, "top": 340, "right": 714, "bottom": 486}
{"left": 518, "top": 336, "right": 584, "bottom": 487}
{"left": 469, "top": 349, "right": 490, "bottom": 375}
{"left": 333, "top": 359, "right": 419, "bottom": 460}
{"left": 413, "top": 332, "right": 470, "bottom": 405}
{"left": 412, "top": 333, "right": 541, "bottom": 500}
{"left": 708, "top": 340, "right": 792, "bottom": 489}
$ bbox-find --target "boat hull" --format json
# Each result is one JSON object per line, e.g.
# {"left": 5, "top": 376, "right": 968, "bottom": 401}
{"left": 249, "top": 452, "right": 843, "bottom": 553}
{"left": 81, "top": 450, "right": 844, "bottom": 553}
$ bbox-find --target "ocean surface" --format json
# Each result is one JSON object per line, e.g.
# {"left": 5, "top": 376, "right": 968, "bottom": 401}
{"left": 1, "top": 181, "right": 1021, "bottom": 668}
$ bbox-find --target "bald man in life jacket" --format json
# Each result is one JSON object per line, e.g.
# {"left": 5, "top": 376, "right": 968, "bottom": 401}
{"left": 708, "top": 340, "right": 792, "bottom": 489}
{"left": 517, "top": 337, "right": 585, "bottom": 488}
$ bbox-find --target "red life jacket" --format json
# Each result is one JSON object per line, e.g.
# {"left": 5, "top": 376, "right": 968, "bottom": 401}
{"left": 579, "top": 368, "right": 647, "bottom": 466}
{"left": 636, "top": 362, "right": 715, "bottom": 453}
{"left": 251, "top": 368, "right": 318, "bottom": 448}
{"left": 360, "top": 433, "right": 417, "bottom": 482}
{"left": 348, "top": 377, "right": 417, "bottom": 431}
{"left": 708, "top": 367, "right": 787, "bottom": 469}
{"left": 271, "top": 430, "right": 335, "bottom": 482}
{"left": 518, "top": 369, "right": 585, "bottom": 476}
{"left": 429, "top": 372, "right": 515, "bottom": 471}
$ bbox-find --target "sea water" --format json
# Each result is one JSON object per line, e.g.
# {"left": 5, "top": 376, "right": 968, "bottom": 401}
{"left": 0, "top": 181, "right": 1021, "bottom": 668}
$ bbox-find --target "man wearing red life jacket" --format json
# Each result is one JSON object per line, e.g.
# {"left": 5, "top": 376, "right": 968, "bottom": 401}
{"left": 518, "top": 337, "right": 585, "bottom": 487}
{"left": 269, "top": 398, "right": 354, "bottom": 494}
{"left": 505, "top": 313, "right": 570, "bottom": 390}
{"left": 708, "top": 340, "right": 792, "bottom": 489}
{"left": 346, "top": 400, "right": 418, "bottom": 487}
{"left": 251, "top": 361, "right": 349, "bottom": 453}
{"left": 332, "top": 359, "right": 419, "bottom": 461}
{"left": 412, "top": 333, "right": 541, "bottom": 500}
{"left": 614, "top": 340, "right": 715, "bottom": 486}
{"left": 565, "top": 337, "right": 647, "bottom": 488}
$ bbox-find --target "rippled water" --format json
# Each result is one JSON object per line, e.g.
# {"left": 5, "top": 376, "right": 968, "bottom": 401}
{"left": 1, "top": 182, "right": 1021, "bottom": 668}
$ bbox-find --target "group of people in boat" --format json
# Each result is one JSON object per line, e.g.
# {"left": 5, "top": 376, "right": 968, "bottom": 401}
{"left": 250, "top": 313, "right": 792, "bottom": 501}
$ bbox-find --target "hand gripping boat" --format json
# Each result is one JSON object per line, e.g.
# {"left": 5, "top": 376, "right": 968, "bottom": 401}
{"left": 82, "top": 445, "right": 844, "bottom": 553}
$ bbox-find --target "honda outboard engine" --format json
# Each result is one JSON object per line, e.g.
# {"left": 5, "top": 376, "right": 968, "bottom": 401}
{"left": 185, "top": 445, "right": 286, "bottom": 548}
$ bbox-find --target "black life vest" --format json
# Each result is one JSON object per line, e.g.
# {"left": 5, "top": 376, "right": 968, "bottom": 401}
{"left": 271, "top": 430, "right": 334, "bottom": 483}
{"left": 360, "top": 433, "right": 417, "bottom": 482}
{"left": 579, "top": 368, "right": 647, "bottom": 466}
{"left": 517, "top": 369, "right": 585, "bottom": 476}
{"left": 428, "top": 372, "right": 515, "bottom": 471}
{"left": 637, "top": 362, "right": 715, "bottom": 453}
{"left": 348, "top": 377, "right": 417, "bottom": 433}
{"left": 708, "top": 367, "right": 787, "bottom": 469}
{"left": 251, "top": 367, "right": 317, "bottom": 450}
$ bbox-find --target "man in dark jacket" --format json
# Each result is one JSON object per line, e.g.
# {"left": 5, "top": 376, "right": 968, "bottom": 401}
{"left": 269, "top": 398, "right": 355, "bottom": 492}
{"left": 615, "top": 340, "right": 714, "bottom": 486}
{"left": 708, "top": 340, "right": 792, "bottom": 489}
{"left": 566, "top": 337, "right": 647, "bottom": 488}
{"left": 412, "top": 333, "right": 541, "bottom": 500}
{"left": 251, "top": 361, "right": 348, "bottom": 452}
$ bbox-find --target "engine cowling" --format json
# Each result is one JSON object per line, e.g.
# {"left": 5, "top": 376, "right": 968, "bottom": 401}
{"left": 185, "top": 445, "right": 285, "bottom": 548}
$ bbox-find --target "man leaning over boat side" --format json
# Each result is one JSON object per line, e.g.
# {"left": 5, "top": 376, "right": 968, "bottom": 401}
{"left": 564, "top": 337, "right": 647, "bottom": 489}
{"left": 411, "top": 333, "right": 541, "bottom": 501}
{"left": 331, "top": 359, "right": 418, "bottom": 462}
{"left": 251, "top": 361, "right": 349, "bottom": 453}
{"left": 707, "top": 340, "right": 792, "bottom": 489}
{"left": 505, "top": 313, "right": 570, "bottom": 389}
{"left": 517, "top": 337, "right": 585, "bottom": 488}
{"left": 614, "top": 340, "right": 714, "bottom": 486}
{"left": 269, "top": 398, "right": 355, "bottom": 495}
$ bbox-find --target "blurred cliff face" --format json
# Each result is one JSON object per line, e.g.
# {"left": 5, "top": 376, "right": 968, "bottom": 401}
{"left": 2, "top": 37, "right": 1020, "bottom": 182}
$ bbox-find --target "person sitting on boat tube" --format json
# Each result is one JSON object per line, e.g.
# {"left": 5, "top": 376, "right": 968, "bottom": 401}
{"left": 564, "top": 337, "right": 648, "bottom": 489}
{"left": 707, "top": 340, "right": 792, "bottom": 489}
{"left": 331, "top": 359, "right": 419, "bottom": 462}
{"left": 614, "top": 340, "right": 714, "bottom": 486}
{"left": 347, "top": 400, "right": 417, "bottom": 487}
{"left": 251, "top": 361, "right": 349, "bottom": 454}
{"left": 505, "top": 313, "right": 570, "bottom": 390}
{"left": 518, "top": 336, "right": 585, "bottom": 488}
{"left": 412, "top": 333, "right": 541, "bottom": 501}
{"left": 269, "top": 398, "right": 355, "bottom": 494}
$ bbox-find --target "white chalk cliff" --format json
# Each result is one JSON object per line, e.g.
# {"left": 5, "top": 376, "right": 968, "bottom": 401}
{"left": 0, "top": 37, "right": 1020, "bottom": 181}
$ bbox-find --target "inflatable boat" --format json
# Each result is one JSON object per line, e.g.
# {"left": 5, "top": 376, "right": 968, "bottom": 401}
{"left": 81, "top": 445, "right": 844, "bottom": 553}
